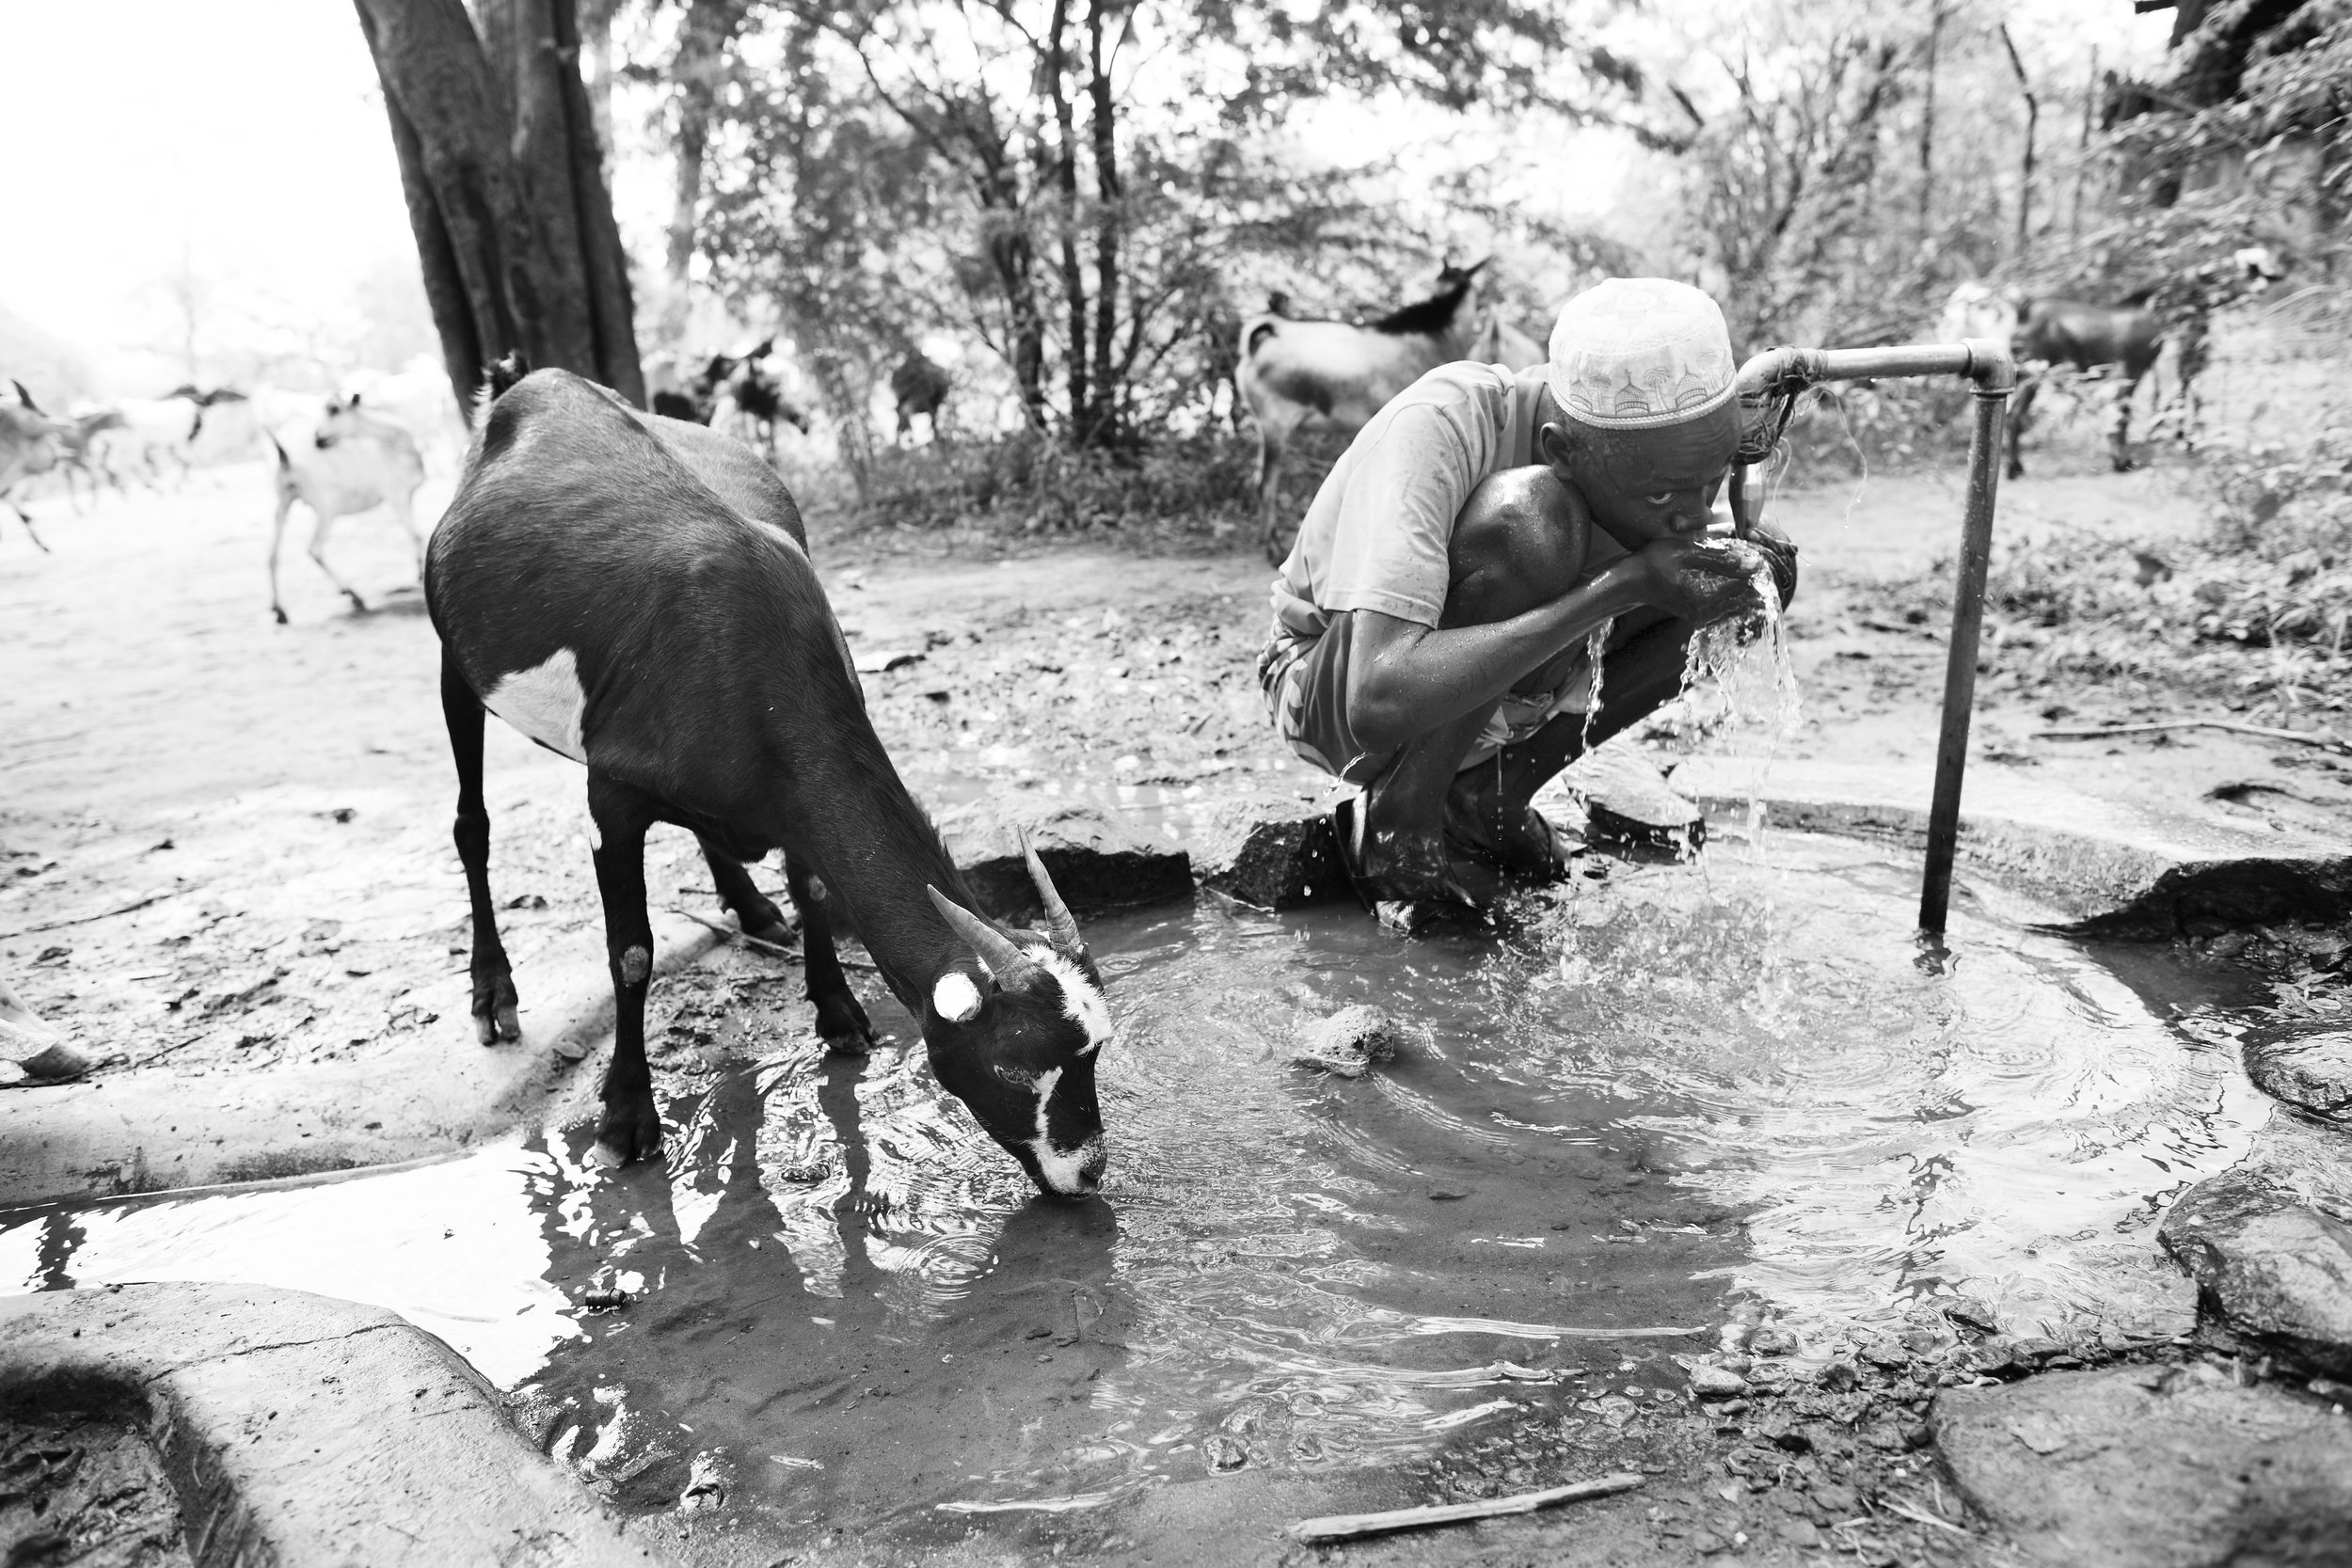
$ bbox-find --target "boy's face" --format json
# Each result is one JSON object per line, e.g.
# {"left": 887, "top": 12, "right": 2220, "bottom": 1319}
{"left": 1537, "top": 393, "right": 1742, "bottom": 554}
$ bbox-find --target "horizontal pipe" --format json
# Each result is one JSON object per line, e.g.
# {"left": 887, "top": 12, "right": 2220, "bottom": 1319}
{"left": 1736, "top": 340, "right": 2015, "bottom": 399}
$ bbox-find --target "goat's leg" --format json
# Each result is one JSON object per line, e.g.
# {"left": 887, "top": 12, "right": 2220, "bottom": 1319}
{"left": 697, "top": 838, "right": 798, "bottom": 946}
{"left": 2005, "top": 378, "right": 2039, "bottom": 480}
{"left": 389, "top": 490, "right": 426, "bottom": 584}
{"left": 306, "top": 510, "right": 369, "bottom": 614}
{"left": 5, "top": 498, "right": 48, "bottom": 553}
{"left": 267, "top": 489, "right": 296, "bottom": 624}
{"left": 443, "top": 657, "right": 520, "bottom": 1042}
{"left": 586, "top": 772, "right": 665, "bottom": 1166}
{"left": 2109, "top": 376, "right": 2138, "bottom": 473}
{"left": 1256, "top": 424, "right": 1289, "bottom": 566}
{"left": 786, "top": 854, "right": 872, "bottom": 1052}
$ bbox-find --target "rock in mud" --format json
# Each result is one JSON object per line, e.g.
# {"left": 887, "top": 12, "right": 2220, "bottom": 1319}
{"left": 2159, "top": 1168, "right": 2352, "bottom": 1377}
{"left": 1291, "top": 1005, "right": 1394, "bottom": 1077}
{"left": 1687, "top": 1364, "right": 1751, "bottom": 1402}
{"left": 2243, "top": 1021, "right": 2352, "bottom": 1119}
{"left": 936, "top": 799, "right": 1192, "bottom": 922}
{"left": 1193, "top": 797, "right": 1351, "bottom": 911}
{"left": 1934, "top": 1365, "right": 2352, "bottom": 1568}
{"left": 1564, "top": 749, "right": 1705, "bottom": 858}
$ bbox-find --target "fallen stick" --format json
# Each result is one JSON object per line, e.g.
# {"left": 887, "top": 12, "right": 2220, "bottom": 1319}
{"left": 0, "top": 890, "right": 179, "bottom": 942}
{"left": 665, "top": 907, "right": 881, "bottom": 972}
{"left": 2033, "top": 720, "right": 2350, "bottom": 754}
{"left": 1877, "top": 1494, "right": 1969, "bottom": 1537}
{"left": 1287, "top": 1473, "right": 1645, "bottom": 1544}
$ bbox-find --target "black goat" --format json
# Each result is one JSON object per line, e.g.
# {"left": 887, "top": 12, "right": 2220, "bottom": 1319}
{"left": 426, "top": 366, "right": 1110, "bottom": 1194}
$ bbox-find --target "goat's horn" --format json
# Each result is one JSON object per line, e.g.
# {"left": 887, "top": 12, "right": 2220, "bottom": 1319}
{"left": 9, "top": 380, "right": 38, "bottom": 414}
{"left": 927, "top": 886, "right": 1032, "bottom": 982}
{"left": 1018, "top": 831, "right": 1083, "bottom": 957}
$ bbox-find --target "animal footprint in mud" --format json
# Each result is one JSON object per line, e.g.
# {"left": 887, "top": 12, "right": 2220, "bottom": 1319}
{"left": 1290, "top": 1004, "right": 1395, "bottom": 1078}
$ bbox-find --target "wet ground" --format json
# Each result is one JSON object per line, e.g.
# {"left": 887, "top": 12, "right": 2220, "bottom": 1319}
{"left": 0, "top": 829, "right": 2278, "bottom": 1562}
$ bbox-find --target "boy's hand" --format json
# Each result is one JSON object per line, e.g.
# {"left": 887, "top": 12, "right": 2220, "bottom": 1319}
{"left": 1630, "top": 536, "right": 1771, "bottom": 625}
{"left": 1746, "top": 519, "right": 1799, "bottom": 608}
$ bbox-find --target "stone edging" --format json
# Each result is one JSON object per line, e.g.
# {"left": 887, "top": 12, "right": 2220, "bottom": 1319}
{"left": 1672, "top": 757, "right": 2352, "bottom": 936}
{"left": 0, "top": 1282, "right": 671, "bottom": 1567}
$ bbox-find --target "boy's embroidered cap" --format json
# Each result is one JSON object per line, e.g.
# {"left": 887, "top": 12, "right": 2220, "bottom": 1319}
{"left": 1548, "top": 278, "right": 1737, "bottom": 431}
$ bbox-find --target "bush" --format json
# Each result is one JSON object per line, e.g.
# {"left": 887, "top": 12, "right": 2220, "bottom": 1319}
{"left": 1891, "top": 428, "right": 2352, "bottom": 714}
{"left": 801, "top": 430, "right": 1261, "bottom": 552}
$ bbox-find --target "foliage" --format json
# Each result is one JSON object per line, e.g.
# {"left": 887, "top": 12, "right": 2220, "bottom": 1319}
{"left": 798, "top": 428, "right": 1261, "bottom": 548}
{"left": 696, "top": 0, "right": 1632, "bottom": 457}
{"left": 1890, "top": 428, "right": 2352, "bottom": 719}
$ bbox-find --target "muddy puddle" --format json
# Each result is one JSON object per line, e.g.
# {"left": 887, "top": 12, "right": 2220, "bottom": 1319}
{"left": 0, "top": 829, "right": 2274, "bottom": 1547}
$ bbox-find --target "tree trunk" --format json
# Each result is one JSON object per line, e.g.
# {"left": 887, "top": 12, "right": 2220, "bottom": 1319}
{"left": 353, "top": 0, "right": 643, "bottom": 412}
{"left": 1084, "top": 0, "right": 1121, "bottom": 447}
{"left": 1043, "top": 0, "right": 1089, "bottom": 436}
{"left": 665, "top": 0, "right": 754, "bottom": 291}
{"left": 2000, "top": 23, "right": 2039, "bottom": 262}
{"left": 1916, "top": 0, "right": 1941, "bottom": 243}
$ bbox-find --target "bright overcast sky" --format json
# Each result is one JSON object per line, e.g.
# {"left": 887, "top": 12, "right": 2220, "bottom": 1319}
{"left": 0, "top": 1, "right": 421, "bottom": 392}
{"left": 0, "top": 0, "right": 2173, "bottom": 397}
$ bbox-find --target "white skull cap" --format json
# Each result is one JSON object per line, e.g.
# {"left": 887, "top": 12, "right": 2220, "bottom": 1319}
{"left": 1548, "top": 277, "right": 1738, "bottom": 431}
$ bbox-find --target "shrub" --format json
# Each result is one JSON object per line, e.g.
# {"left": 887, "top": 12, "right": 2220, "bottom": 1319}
{"left": 801, "top": 430, "right": 1261, "bottom": 553}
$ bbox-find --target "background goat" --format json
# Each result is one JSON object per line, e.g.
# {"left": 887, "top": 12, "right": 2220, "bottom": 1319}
{"left": 891, "top": 351, "right": 951, "bottom": 444}
{"left": 266, "top": 393, "right": 426, "bottom": 624}
{"left": 0, "top": 382, "right": 62, "bottom": 550}
{"left": 427, "top": 365, "right": 1111, "bottom": 1193}
{"left": 1236, "top": 258, "right": 1489, "bottom": 562}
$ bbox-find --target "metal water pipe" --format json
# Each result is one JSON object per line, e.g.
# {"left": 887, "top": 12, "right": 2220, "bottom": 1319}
{"left": 1727, "top": 338, "right": 2016, "bottom": 936}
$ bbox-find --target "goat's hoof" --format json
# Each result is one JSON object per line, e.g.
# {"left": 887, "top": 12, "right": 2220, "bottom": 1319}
{"left": 592, "top": 1099, "right": 663, "bottom": 1167}
{"left": 344, "top": 592, "right": 369, "bottom": 613}
{"left": 272, "top": 606, "right": 289, "bottom": 626}
{"left": 742, "top": 911, "right": 800, "bottom": 948}
{"left": 817, "top": 1006, "right": 874, "bottom": 1055}
{"left": 472, "top": 975, "right": 521, "bottom": 1045}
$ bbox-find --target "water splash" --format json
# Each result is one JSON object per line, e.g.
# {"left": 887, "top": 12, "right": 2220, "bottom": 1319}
{"left": 1579, "top": 616, "right": 1615, "bottom": 754}
{"left": 1677, "top": 550, "right": 1803, "bottom": 842}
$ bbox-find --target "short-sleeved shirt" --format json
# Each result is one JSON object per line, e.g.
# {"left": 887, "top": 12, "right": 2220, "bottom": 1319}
{"left": 1269, "top": 360, "right": 1551, "bottom": 637}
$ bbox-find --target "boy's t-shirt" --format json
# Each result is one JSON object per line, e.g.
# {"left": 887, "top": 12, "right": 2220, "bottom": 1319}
{"left": 1269, "top": 360, "right": 1627, "bottom": 637}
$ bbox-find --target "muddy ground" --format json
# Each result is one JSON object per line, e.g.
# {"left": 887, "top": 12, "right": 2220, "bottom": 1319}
{"left": 5, "top": 453, "right": 2340, "bottom": 1100}
{"left": 3, "top": 449, "right": 2348, "bottom": 1566}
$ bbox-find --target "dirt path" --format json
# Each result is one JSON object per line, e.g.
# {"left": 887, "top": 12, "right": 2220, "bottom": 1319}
{"left": 1, "top": 459, "right": 2341, "bottom": 1177}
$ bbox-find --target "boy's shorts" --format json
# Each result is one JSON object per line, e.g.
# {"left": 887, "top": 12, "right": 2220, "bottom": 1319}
{"left": 1257, "top": 615, "right": 1597, "bottom": 784}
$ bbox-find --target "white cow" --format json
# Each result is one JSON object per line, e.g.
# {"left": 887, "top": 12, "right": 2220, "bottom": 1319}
{"left": 266, "top": 393, "right": 427, "bottom": 624}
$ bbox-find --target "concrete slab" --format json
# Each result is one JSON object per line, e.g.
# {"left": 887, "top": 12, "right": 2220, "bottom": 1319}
{"left": 0, "top": 910, "right": 722, "bottom": 1209}
{"left": 0, "top": 1282, "right": 672, "bottom": 1567}
{"left": 1675, "top": 756, "right": 2352, "bottom": 935}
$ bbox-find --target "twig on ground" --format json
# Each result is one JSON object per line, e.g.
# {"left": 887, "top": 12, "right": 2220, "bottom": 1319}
{"left": 665, "top": 907, "right": 881, "bottom": 972}
{"left": 1287, "top": 1473, "right": 1645, "bottom": 1544}
{"left": 1879, "top": 1494, "right": 1970, "bottom": 1537}
{"left": 0, "top": 890, "right": 181, "bottom": 941}
{"left": 2033, "top": 720, "right": 2351, "bottom": 754}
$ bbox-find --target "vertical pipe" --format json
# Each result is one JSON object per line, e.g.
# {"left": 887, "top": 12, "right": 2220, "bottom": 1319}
{"left": 1919, "top": 388, "right": 2010, "bottom": 932}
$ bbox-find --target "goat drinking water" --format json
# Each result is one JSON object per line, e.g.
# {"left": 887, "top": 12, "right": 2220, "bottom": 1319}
{"left": 427, "top": 365, "right": 1111, "bottom": 1193}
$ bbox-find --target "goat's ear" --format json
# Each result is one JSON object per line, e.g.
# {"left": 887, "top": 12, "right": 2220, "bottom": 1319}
{"left": 931, "top": 971, "right": 986, "bottom": 1024}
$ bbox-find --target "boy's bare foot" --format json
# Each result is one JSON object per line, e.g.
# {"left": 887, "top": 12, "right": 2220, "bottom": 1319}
{"left": 1443, "top": 772, "right": 1573, "bottom": 883}
{"left": 1334, "top": 797, "right": 1498, "bottom": 910}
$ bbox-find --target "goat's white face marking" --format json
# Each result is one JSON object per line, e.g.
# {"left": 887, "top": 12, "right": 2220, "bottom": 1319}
{"left": 932, "top": 972, "right": 983, "bottom": 1022}
{"left": 485, "top": 647, "right": 587, "bottom": 762}
{"left": 1022, "top": 1065, "right": 1101, "bottom": 1194}
{"left": 1026, "top": 945, "right": 1112, "bottom": 1053}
